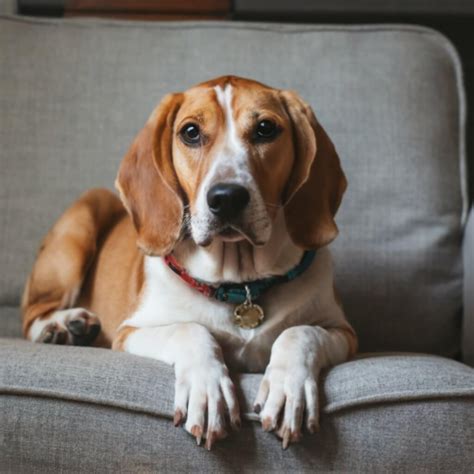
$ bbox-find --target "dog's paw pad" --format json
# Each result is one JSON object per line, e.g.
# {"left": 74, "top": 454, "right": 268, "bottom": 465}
{"left": 38, "top": 322, "right": 68, "bottom": 345}
{"left": 66, "top": 310, "right": 101, "bottom": 346}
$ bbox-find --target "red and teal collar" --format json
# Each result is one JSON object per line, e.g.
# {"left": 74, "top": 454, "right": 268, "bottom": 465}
{"left": 164, "top": 250, "right": 317, "bottom": 305}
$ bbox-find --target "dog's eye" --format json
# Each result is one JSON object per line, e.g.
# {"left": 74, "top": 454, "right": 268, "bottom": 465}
{"left": 255, "top": 120, "right": 279, "bottom": 141}
{"left": 180, "top": 123, "right": 201, "bottom": 146}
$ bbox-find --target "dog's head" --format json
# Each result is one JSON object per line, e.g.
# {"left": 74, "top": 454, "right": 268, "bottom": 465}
{"left": 116, "top": 76, "right": 347, "bottom": 256}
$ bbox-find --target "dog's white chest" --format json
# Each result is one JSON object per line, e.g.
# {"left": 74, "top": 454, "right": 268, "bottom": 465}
{"left": 121, "top": 248, "right": 339, "bottom": 372}
{"left": 123, "top": 257, "right": 260, "bottom": 342}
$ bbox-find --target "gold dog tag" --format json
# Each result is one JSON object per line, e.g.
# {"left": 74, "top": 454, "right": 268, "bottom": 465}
{"left": 233, "top": 286, "right": 264, "bottom": 329}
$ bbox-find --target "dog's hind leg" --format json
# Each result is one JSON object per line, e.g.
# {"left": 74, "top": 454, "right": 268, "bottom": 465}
{"left": 21, "top": 188, "right": 124, "bottom": 345}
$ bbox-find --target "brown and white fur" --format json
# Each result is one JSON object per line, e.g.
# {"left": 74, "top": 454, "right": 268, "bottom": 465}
{"left": 22, "top": 76, "right": 357, "bottom": 450}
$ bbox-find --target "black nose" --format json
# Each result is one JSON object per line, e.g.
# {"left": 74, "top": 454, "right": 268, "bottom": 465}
{"left": 207, "top": 183, "right": 250, "bottom": 220}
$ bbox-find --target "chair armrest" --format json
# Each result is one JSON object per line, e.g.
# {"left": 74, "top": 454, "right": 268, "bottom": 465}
{"left": 463, "top": 205, "right": 474, "bottom": 366}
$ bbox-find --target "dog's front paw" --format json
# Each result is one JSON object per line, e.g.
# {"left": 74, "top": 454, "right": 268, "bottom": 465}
{"left": 253, "top": 365, "right": 319, "bottom": 449}
{"left": 173, "top": 361, "right": 240, "bottom": 450}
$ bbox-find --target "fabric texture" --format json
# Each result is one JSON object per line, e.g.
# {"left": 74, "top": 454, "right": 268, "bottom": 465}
{"left": 3, "top": 339, "right": 474, "bottom": 418}
{"left": 2, "top": 395, "right": 472, "bottom": 473}
{"left": 0, "top": 17, "right": 467, "bottom": 358}
{"left": 0, "top": 1, "right": 15, "bottom": 14}
{"left": 1, "top": 339, "right": 473, "bottom": 472}
{"left": 463, "top": 206, "right": 474, "bottom": 366}
{"left": 0, "top": 306, "right": 22, "bottom": 338}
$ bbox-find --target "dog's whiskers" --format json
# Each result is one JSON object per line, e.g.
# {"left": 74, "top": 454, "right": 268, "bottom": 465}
{"left": 264, "top": 201, "right": 283, "bottom": 209}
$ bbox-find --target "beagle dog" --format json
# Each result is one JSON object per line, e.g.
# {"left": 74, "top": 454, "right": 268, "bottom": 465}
{"left": 22, "top": 76, "right": 357, "bottom": 450}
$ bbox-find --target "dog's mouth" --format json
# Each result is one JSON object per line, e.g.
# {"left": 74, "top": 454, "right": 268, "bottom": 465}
{"left": 196, "top": 223, "right": 267, "bottom": 248}
{"left": 218, "top": 226, "right": 245, "bottom": 242}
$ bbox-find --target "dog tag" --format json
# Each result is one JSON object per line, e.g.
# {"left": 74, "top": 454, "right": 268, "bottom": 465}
{"left": 233, "top": 286, "right": 264, "bottom": 329}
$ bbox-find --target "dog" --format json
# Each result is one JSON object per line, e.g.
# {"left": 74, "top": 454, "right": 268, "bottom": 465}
{"left": 22, "top": 75, "right": 357, "bottom": 450}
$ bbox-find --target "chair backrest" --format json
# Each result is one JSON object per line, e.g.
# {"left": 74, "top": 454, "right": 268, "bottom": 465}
{"left": 0, "top": 17, "right": 467, "bottom": 357}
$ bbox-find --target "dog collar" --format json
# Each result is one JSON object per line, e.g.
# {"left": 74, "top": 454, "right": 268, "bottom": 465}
{"left": 164, "top": 250, "right": 317, "bottom": 305}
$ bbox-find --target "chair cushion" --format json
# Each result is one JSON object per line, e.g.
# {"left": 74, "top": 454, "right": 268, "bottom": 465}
{"left": 0, "top": 306, "right": 22, "bottom": 338}
{"left": 1, "top": 339, "right": 473, "bottom": 471}
{"left": 0, "top": 1, "right": 15, "bottom": 14}
{"left": 0, "top": 17, "right": 467, "bottom": 356}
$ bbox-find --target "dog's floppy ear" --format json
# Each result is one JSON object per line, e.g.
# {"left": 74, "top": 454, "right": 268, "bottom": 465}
{"left": 115, "top": 93, "right": 184, "bottom": 256}
{"left": 280, "top": 90, "right": 347, "bottom": 249}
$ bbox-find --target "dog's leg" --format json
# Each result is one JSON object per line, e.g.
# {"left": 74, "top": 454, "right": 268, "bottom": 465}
{"left": 22, "top": 188, "right": 124, "bottom": 345}
{"left": 254, "top": 325, "right": 357, "bottom": 449}
{"left": 114, "top": 323, "right": 241, "bottom": 450}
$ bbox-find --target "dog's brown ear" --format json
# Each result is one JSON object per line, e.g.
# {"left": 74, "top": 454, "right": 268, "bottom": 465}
{"left": 280, "top": 90, "right": 347, "bottom": 249}
{"left": 115, "top": 93, "right": 184, "bottom": 256}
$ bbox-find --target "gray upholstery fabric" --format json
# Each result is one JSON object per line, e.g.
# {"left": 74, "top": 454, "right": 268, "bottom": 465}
{"left": 1, "top": 339, "right": 473, "bottom": 472}
{"left": 3, "top": 339, "right": 474, "bottom": 417}
{"left": 464, "top": 207, "right": 474, "bottom": 366}
{"left": 0, "top": 0, "right": 15, "bottom": 14}
{"left": 2, "top": 395, "right": 472, "bottom": 473}
{"left": 0, "top": 17, "right": 467, "bottom": 358}
{"left": 0, "top": 306, "right": 22, "bottom": 338}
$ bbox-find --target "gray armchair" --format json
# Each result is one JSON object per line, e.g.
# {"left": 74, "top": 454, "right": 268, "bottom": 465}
{"left": 1, "top": 15, "right": 473, "bottom": 472}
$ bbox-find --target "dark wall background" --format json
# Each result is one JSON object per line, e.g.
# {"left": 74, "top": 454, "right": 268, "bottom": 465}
{"left": 17, "top": 0, "right": 474, "bottom": 204}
